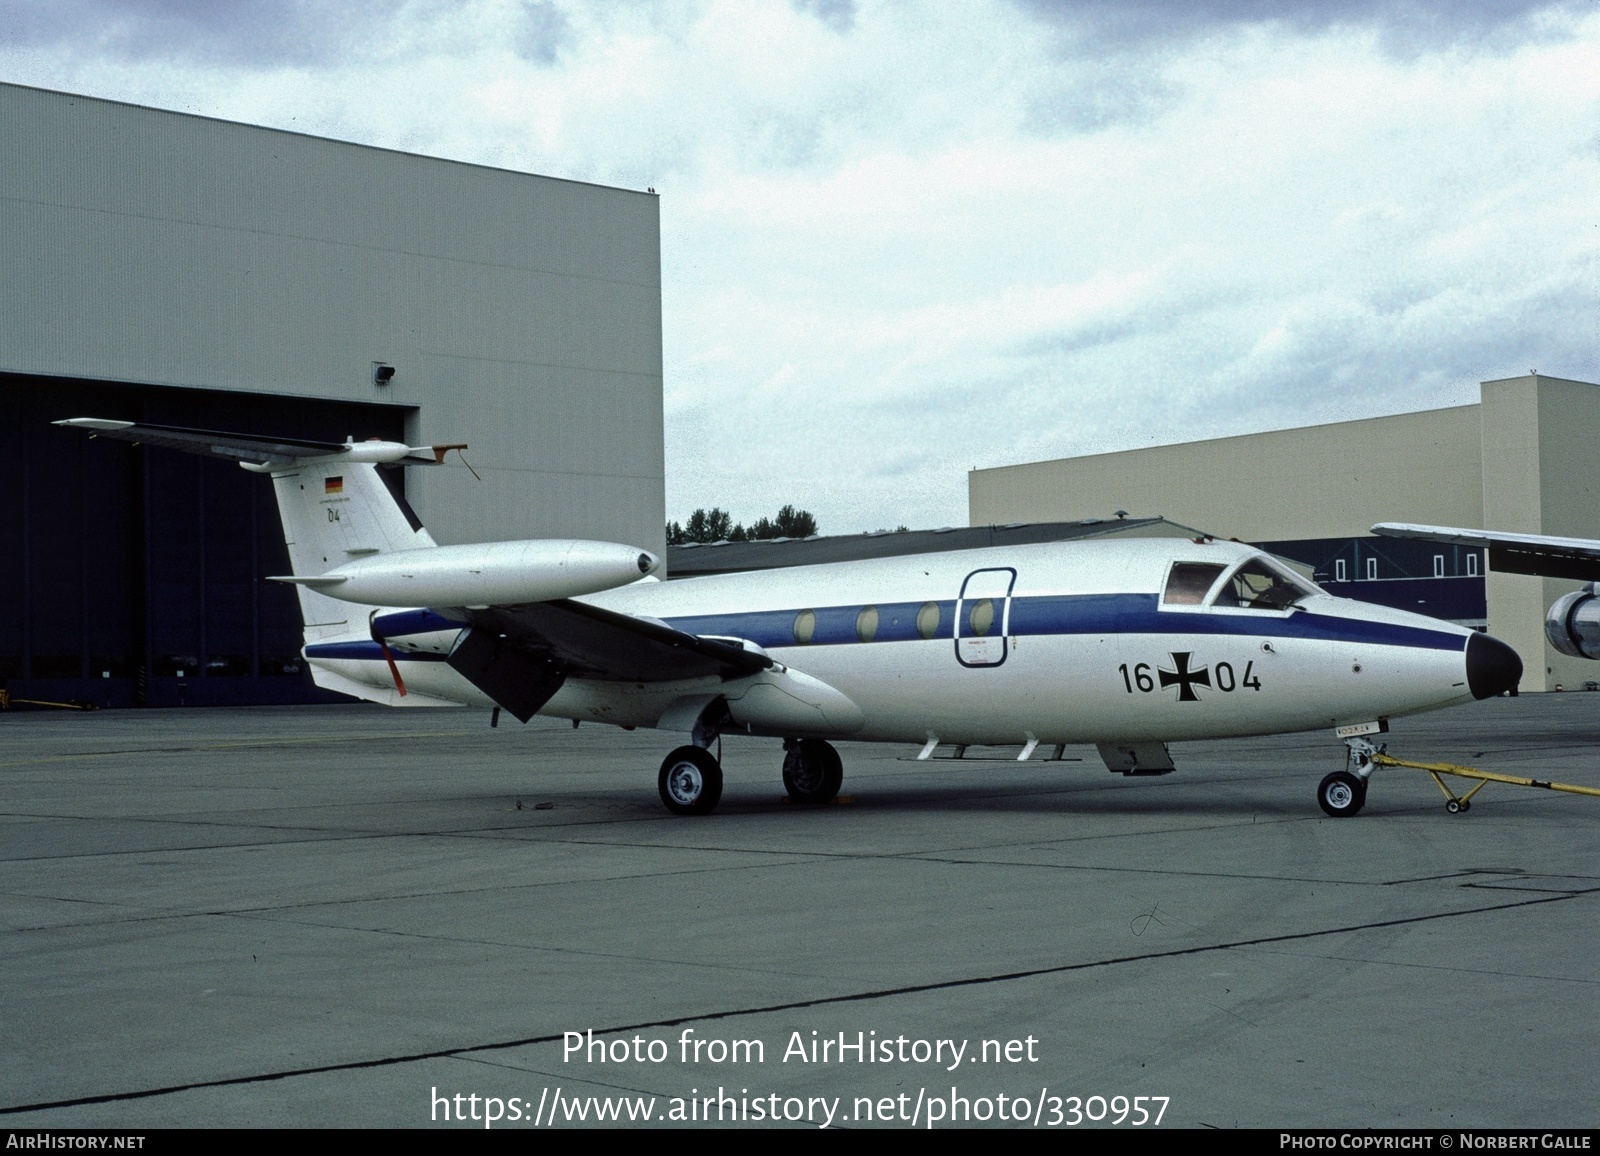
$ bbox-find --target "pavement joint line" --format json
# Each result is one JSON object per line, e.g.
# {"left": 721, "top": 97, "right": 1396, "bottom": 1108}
{"left": 0, "top": 806, "right": 1305, "bottom": 865}
{"left": 0, "top": 889, "right": 1573, "bottom": 1118}
{"left": 900, "top": 854, "right": 1383, "bottom": 887}
{"left": 1382, "top": 869, "right": 1531, "bottom": 885}
{"left": 221, "top": 910, "right": 823, "bottom": 978}
{"left": 449, "top": 1053, "right": 665, "bottom": 1099}
{"left": 1239, "top": 942, "right": 1600, "bottom": 985}
{"left": 526, "top": 815, "right": 1318, "bottom": 859}
{"left": 518, "top": 820, "right": 1428, "bottom": 881}
{"left": 3, "top": 856, "right": 831, "bottom": 932}
{"left": 0, "top": 730, "right": 491, "bottom": 768}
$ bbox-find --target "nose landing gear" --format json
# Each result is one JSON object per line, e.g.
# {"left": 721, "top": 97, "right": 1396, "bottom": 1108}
{"left": 1327, "top": 737, "right": 1600, "bottom": 816}
{"left": 1318, "top": 769, "right": 1367, "bottom": 817}
{"left": 1319, "top": 735, "right": 1381, "bottom": 817}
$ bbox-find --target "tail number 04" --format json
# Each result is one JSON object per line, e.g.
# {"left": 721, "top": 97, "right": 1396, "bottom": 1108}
{"left": 1118, "top": 661, "right": 1261, "bottom": 693}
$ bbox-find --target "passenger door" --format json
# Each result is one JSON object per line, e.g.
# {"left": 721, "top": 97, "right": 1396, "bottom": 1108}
{"left": 955, "top": 567, "right": 1016, "bottom": 668}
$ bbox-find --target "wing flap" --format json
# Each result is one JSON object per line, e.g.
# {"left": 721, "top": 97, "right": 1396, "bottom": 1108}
{"left": 446, "top": 628, "right": 567, "bottom": 723}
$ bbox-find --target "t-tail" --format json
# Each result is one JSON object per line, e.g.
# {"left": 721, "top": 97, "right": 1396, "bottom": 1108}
{"left": 54, "top": 419, "right": 661, "bottom": 706}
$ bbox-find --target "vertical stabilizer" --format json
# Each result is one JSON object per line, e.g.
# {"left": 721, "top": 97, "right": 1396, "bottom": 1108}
{"left": 269, "top": 459, "right": 438, "bottom": 643}
{"left": 52, "top": 418, "right": 467, "bottom": 702}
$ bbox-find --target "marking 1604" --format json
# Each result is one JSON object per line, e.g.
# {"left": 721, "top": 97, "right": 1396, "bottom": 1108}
{"left": 1118, "top": 659, "right": 1260, "bottom": 695}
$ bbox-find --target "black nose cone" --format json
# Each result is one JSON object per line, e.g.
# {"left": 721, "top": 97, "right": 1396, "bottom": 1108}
{"left": 1467, "top": 632, "right": 1523, "bottom": 699}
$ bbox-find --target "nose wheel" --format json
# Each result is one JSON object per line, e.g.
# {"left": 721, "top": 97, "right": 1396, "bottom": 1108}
{"left": 1318, "top": 770, "right": 1367, "bottom": 817}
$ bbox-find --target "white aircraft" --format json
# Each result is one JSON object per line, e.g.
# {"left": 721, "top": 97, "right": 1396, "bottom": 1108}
{"left": 60, "top": 419, "right": 1523, "bottom": 818}
{"left": 1373, "top": 521, "right": 1600, "bottom": 660}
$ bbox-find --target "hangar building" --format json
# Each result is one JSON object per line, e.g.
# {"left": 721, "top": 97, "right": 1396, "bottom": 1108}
{"left": 0, "top": 82, "right": 665, "bottom": 707}
{"left": 970, "top": 373, "right": 1600, "bottom": 694}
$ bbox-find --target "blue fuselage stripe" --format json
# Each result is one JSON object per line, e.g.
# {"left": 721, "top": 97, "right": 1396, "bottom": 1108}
{"left": 661, "top": 593, "right": 1466, "bottom": 652}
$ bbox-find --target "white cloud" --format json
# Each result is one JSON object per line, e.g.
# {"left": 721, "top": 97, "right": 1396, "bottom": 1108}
{"left": 2, "top": 0, "right": 1596, "bottom": 532}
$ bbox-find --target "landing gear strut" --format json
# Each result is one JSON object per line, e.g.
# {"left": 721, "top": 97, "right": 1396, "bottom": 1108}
{"left": 782, "top": 738, "right": 843, "bottom": 804}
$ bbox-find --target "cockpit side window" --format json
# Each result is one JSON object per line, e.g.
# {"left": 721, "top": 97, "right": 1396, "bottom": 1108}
{"left": 1213, "top": 559, "right": 1314, "bottom": 611}
{"left": 1163, "top": 562, "right": 1227, "bottom": 605}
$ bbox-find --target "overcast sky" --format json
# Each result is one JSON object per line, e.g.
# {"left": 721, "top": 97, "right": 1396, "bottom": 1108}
{"left": 2, "top": 0, "right": 1596, "bottom": 533}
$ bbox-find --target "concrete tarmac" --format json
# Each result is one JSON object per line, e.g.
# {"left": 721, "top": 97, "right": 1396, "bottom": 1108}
{"left": 1, "top": 694, "right": 1596, "bottom": 1129}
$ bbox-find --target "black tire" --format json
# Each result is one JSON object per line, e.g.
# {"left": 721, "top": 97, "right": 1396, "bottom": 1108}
{"left": 658, "top": 746, "right": 723, "bottom": 816}
{"left": 1317, "top": 770, "right": 1366, "bottom": 817}
{"left": 782, "top": 738, "right": 844, "bottom": 804}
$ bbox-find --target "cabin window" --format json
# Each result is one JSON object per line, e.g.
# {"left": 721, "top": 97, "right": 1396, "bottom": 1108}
{"left": 1366, "top": 558, "right": 1378, "bottom": 581}
{"left": 1163, "top": 562, "right": 1226, "bottom": 605}
{"left": 1433, "top": 554, "right": 1445, "bottom": 578}
{"left": 855, "top": 605, "right": 879, "bottom": 643}
{"left": 1212, "top": 559, "right": 1311, "bottom": 611}
{"left": 1335, "top": 559, "right": 1347, "bottom": 582}
{"left": 1467, "top": 553, "right": 1479, "bottom": 577}
{"left": 967, "top": 598, "right": 996, "bottom": 637}
{"left": 793, "top": 609, "right": 816, "bottom": 645}
{"left": 916, "top": 601, "right": 942, "bottom": 640}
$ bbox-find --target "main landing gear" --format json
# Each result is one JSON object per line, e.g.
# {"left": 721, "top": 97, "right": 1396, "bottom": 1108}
{"left": 783, "top": 738, "right": 843, "bottom": 804}
{"left": 655, "top": 737, "right": 846, "bottom": 815}
{"left": 658, "top": 746, "right": 723, "bottom": 815}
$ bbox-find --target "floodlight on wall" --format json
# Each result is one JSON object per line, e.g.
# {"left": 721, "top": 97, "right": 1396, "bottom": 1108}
{"left": 373, "top": 363, "right": 396, "bottom": 386}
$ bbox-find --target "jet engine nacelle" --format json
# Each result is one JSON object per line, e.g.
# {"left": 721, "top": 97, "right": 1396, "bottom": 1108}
{"left": 1545, "top": 586, "right": 1600, "bottom": 659}
{"left": 284, "top": 540, "right": 659, "bottom": 608}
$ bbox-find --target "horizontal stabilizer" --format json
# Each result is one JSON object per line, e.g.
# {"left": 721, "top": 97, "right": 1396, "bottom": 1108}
{"left": 267, "top": 575, "right": 348, "bottom": 587}
{"left": 54, "top": 417, "right": 463, "bottom": 468}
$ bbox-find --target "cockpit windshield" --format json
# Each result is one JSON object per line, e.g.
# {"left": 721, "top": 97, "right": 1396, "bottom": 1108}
{"left": 1212, "top": 558, "right": 1317, "bottom": 611}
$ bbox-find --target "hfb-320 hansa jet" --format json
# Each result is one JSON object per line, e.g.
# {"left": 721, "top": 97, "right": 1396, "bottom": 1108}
{"left": 60, "top": 418, "right": 1524, "bottom": 818}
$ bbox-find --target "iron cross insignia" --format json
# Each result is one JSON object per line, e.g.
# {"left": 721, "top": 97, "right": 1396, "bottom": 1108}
{"left": 1158, "top": 652, "right": 1211, "bottom": 701}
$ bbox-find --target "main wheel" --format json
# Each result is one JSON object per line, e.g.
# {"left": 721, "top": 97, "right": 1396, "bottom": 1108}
{"left": 658, "top": 746, "right": 724, "bottom": 816}
{"left": 1317, "top": 770, "right": 1367, "bottom": 817}
{"left": 782, "top": 738, "right": 844, "bottom": 804}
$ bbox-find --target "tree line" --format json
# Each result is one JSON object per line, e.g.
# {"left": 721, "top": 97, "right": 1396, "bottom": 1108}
{"left": 667, "top": 505, "right": 819, "bottom": 545}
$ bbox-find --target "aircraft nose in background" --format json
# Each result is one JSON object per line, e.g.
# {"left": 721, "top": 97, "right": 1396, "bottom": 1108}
{"left": 1466, "top": 632, "right": 1523, "bottom": 699}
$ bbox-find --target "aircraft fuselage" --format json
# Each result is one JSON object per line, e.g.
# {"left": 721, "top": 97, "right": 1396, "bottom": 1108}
{"left": 311, "top": 538, "right": 1507, "bottom": 747}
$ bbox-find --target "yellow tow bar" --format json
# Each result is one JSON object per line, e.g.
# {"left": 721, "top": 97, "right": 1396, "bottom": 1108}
{"left": 0, "top": 690, "right": 98, "bottom": 712}
{"left": 1369, "top": 752, "right": 1600, "bottom": 814}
